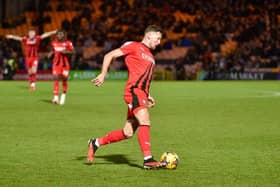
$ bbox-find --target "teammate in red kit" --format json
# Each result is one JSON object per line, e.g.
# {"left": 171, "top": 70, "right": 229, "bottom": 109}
{"left": 48, "top": 30, "right": 74, "bottom": 105}
{"left": 88, "top": 25, "right": 166, "bottom": 169}
{"left": 6, "top": 29, "right": 57, "bottom": 91}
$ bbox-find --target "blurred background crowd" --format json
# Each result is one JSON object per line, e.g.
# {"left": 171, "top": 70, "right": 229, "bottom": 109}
{"left": 0, "top": 0, "right": 279, "bottom": 80}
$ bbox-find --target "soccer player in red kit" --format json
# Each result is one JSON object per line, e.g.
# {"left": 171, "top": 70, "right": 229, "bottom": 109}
{"left": 6, "top": 29, "right": 57, "bottom": 91}
{"left": 88, "top": 25, "right": 166, "bottom": 169}
{"left": 48, "top": 30, "right": 74, "bottom": 105}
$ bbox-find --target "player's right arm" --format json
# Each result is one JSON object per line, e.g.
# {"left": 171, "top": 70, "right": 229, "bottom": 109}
{"left": 92, "top": 48, "right": 124, "bottom": 87}
{"left": 5, "top": 34, "right": 22, "bottom": 41}
{"left": 40, "top": 30, "right": 57, "bottom": 40}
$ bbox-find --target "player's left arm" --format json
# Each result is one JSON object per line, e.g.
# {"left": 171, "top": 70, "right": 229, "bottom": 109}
{"left": 40, "top": 30, "right": 57, "bottom": 40}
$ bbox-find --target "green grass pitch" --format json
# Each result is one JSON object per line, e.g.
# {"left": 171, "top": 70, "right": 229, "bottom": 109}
{"left": 0, "top": 80, "right": 279, "bottom": 187}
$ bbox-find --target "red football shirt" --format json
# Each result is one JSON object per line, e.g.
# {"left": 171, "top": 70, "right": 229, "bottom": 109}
{"left": 120, "top": 41, "right": 155, "bottom": 95}
{"left": 51, "top": 40, "right": 74, "bottom": 67}
{"left": 22, "top": 36, "right": 41, "bottom": 58}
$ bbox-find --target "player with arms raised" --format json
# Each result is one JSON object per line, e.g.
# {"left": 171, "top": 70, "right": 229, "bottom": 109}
{"left": 48, "top": 30, "right": 74, "bottom": 105}
{"left": 6, "top": 29, "right": 57, "bottom": 91}
{"left": 88, "top": 25, "right": 166, "bottom": 169}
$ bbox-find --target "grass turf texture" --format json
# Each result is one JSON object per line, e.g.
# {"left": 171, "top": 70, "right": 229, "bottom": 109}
{"left": 0, "top": 80, "right": 279, "bottom": 187}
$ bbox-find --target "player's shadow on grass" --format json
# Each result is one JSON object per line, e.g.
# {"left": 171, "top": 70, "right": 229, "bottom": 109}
{"left": 18, "top": 85, "right": 28, "bottom": 91}
{"left": 76, "top": 154, "right": 142, "bottom": 169}
{"left": 40, "top": 99, "right": 53, "bottom": 104}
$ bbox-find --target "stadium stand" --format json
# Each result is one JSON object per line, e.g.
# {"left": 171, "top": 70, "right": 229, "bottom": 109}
{"left": 0, "top": 0, "right": 279, "bottom": 80}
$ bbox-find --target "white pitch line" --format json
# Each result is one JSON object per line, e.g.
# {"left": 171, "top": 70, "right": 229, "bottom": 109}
{"left": 255, "top": 91, "right": 280, "bottom": 97}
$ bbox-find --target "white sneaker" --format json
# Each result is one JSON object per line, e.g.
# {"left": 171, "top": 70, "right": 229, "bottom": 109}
{"left": 52, "top": 95, "right": 59, "bottom": 104}
{"left": 60, "top": 93, "right": 66, "bottom": 105}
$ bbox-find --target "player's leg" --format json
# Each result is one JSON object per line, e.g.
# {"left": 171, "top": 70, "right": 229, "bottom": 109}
{"left": 131, "top": 89, "right": 166, "bottom": 169}
{"left": 29, "top": 59, "right": 38, "bottom": 91}
{"left": 87, "top": 119, "right": 137, "bottom": 164}
{"left": 98, "top": 118, "right": 137, "bottom": 146}
{"left": 87, "top": 108, "right": 138, "bottom": 164}
{"left": 59, "top": 69, "right": 69, "bottom": 105}
{"left": 134, "top": 107, "right": 152, "bottom": 159}
{"left": 52, "top": 67, "right": 60, "bottom": 104}
{"left": 134, "top": 108, "right": 166, "bottom": 169}
{"left": 25, "top": 58, "right": 33, "bottom": 90}
{"left": 130, "top": 89, "right": 153, "bottom": 160}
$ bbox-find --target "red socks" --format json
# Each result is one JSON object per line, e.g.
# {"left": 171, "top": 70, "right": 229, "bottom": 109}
{"left": 98, "top": 129, "right": 126, "bottom": 146}
{"left": 53, "top": 80, "right": 59, "bottom": 95}
{"left": 62, "top": 81, "right": 68, "bottom": 93}
{"left": 28, "top": 74, "right": 31, "bottom": 83}
{"left": 32, "top": 74, "right": 36, "bottom": 83}
{"left": 29, "top": 74, "right": 36, "bottom": 84}
{"left": 53, "top": 80, "right": 68, "bottom": 95}
{"left": 97, "top": 125, "right": 152, "bottom": 158}
{"left": 138, "top": 125, "right": 151, "bottom": 158}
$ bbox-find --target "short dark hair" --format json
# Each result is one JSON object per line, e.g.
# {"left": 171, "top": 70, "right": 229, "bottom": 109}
{"left": 144, "top": 25, "right": 163, "bottom": 34}
{"left": 56, "top": 29, "right": 66, "bottom": 35}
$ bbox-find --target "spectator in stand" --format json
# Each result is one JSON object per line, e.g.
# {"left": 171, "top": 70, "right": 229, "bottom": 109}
{"left": 2, "top": 0, "right": 280, "bottom": 74}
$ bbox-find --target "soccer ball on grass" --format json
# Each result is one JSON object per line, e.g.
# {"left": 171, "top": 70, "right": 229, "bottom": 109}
{"left": 160, "top": 151, "right": 179, "bottom": 169}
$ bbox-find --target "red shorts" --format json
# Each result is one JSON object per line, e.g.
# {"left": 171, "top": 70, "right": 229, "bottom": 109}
{"left": 25, "top": 57, "right": 38, "bottom": 69}
{"left": 52, "top": 65, "right": 70, "bottom": 79}
{"left": 124, "top": 88, "right": 149, "bottom": 119}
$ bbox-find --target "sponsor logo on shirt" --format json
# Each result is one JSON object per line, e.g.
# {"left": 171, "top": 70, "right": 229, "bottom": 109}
{"left": 141, "top": 53, "right": 155, "bottom": 64}
{"left": 54, "top": 46, "right": 66, "bottom": 52}
{"left": 26, "top": 39, "right": 37, "bottom": 44}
